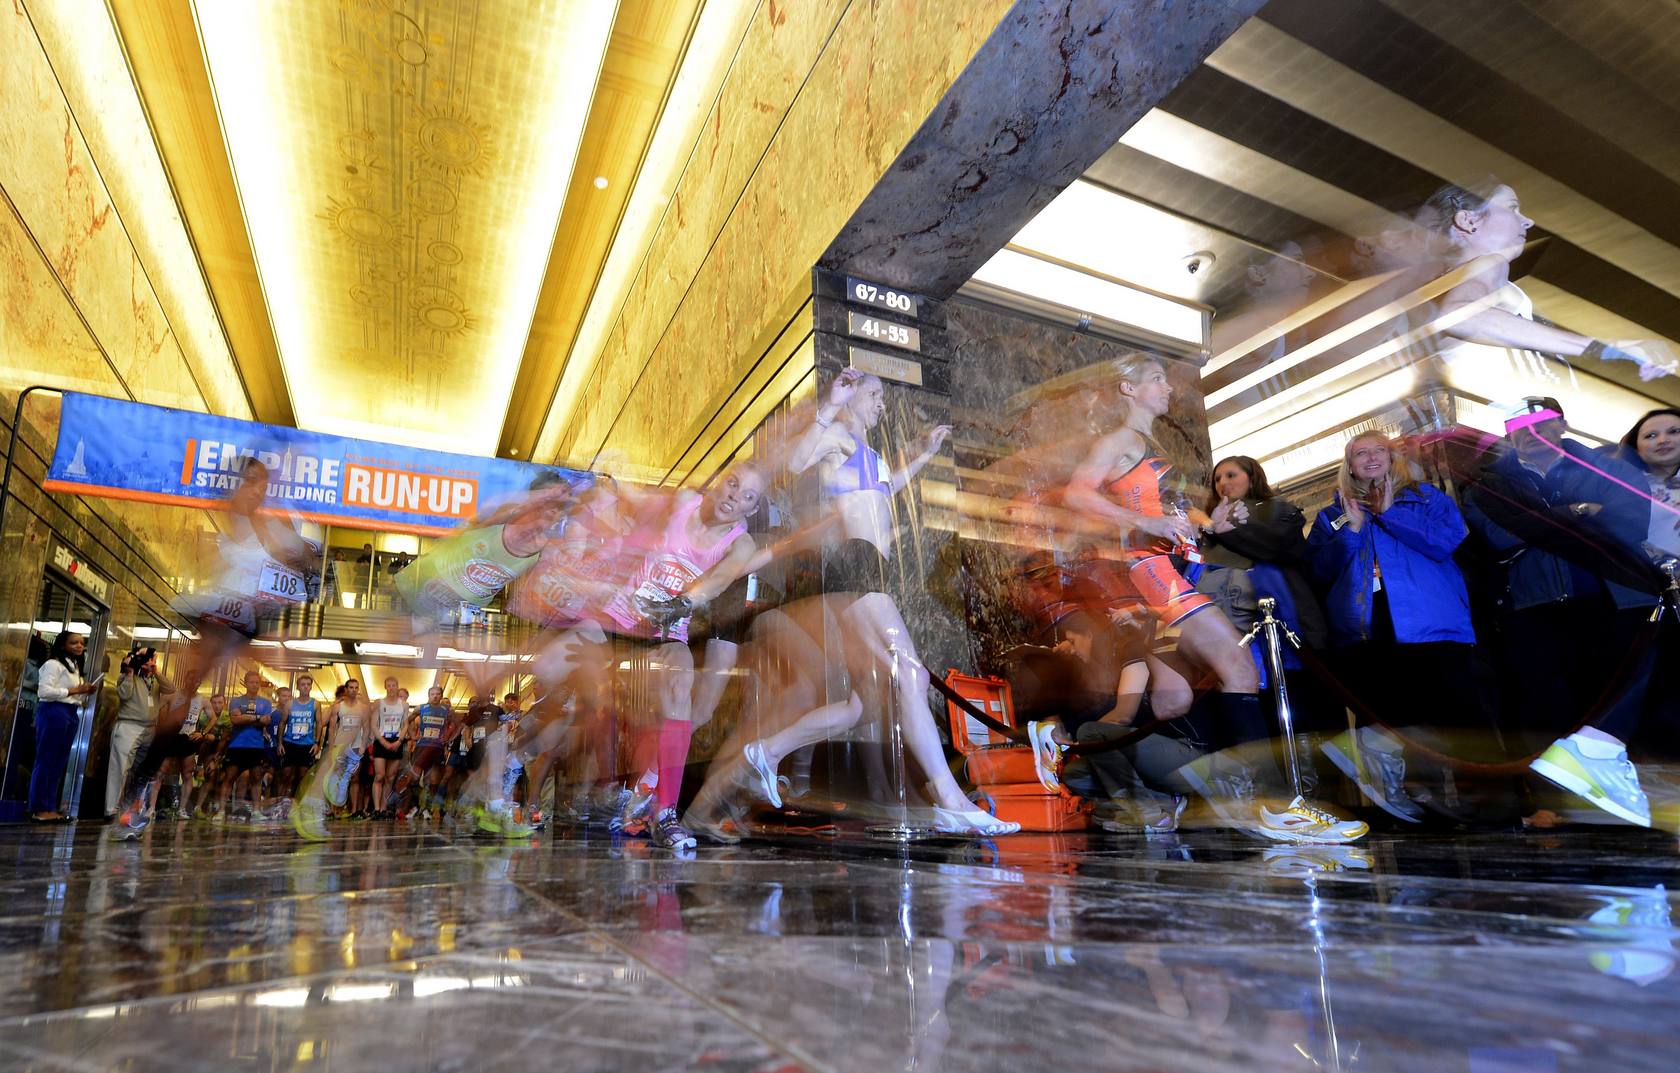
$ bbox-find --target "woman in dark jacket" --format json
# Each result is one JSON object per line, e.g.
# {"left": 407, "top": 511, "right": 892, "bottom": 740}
{"left": 1524, "top": 408, "right": 1680, "bottom": 827}
{"left": 1197, "top": 457, "right": 1336, "bottom": 751}
{"left": 1198, "top": 456, "right": 1328, "bottom": 648}
{"left": 1306, "top": 433, "right": 1490, "bottom": 823}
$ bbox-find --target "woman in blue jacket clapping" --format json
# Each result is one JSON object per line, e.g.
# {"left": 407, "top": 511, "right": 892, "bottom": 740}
{"left": 1308, "top": 433, "right": 1494, "bottom": 823}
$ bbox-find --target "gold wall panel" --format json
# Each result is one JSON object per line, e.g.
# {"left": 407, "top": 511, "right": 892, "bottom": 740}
{"left": 550, "top": 0, "right": 1012, "bottom": 474}
{"left": 28, "top": 0, "right": 252, "bottom": 422}
{"left": 497, "top": 0, "right": 704, "bottom": 460}
{"left": 107, "top": 0, "right": 293, "bottom": 425}
{"left": 0, "top": 3, "right": 214, "bottom": 416}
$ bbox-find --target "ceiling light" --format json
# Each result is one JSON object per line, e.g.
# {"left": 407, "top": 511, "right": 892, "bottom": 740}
{"left": 324, "top": 983, "right": 394, "bottom": 1003}
{"left": 592, "top": 175, "right": 608, "bottom": 190}
{"left": 356, "top": 642, "right": 422, "bottom": 659}
{"left": 437, "top": 647, "right": 488, "bottom": 662}
{"left": 284, "top": 639, "right": 344, "bottom": 654}
{"left": 969, "top": 248, "right": 1204, "bottom": 346}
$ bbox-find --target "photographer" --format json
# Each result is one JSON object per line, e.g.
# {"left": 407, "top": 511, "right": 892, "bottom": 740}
{"left": 106, "top": 645, "right": 173, "bottom": 819}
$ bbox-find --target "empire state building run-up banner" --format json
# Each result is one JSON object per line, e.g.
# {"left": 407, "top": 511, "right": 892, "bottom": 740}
{"left": 43, "top": 393, "right": 590, "bottom": 536}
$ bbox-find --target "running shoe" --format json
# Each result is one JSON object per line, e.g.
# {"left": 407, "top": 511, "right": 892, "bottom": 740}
{"left": 1530, "top": 732, "right": 1652, "bottom": 827}
{"left": 931, "top": 804, "right": 1021, "bottom": 838}
{"left": 1027, "top": 720, "right": 1066, "bottom": 793}
{"left": 649, "top": 807, "right": 697, "bottom": 851}
{"left": 741, "top": 741, "right": 782, "bottom": 808}
{"left": 1172, "top": 754, "right": 1260, "bottom": 832}
{"left": 607, "top": 783, "right": 655, "bottom": 835}
{"left": 1256, "top": 796, "right": 1369, "bottom": 844}
{"left": 325, "top": 747, "right": 362, "bottom": 809}
{"left": 292, "top": 800, "right": 329, "bottom": 842}
{"left": 474, "top": 800, "right": 535, "bottom": 839}
{"left": 1320, "top": 727, "right": 1423, "bottom": 823}
{"left": 1261, "top": 844, "right": 1374, "bottom": 875}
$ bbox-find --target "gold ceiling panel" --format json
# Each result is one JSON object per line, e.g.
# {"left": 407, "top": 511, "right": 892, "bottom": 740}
{"left": 179, "top": 0, "right": 614, "bottom": 455}
{"left": 497, "top": 0, "right": 704, "bottom": 461}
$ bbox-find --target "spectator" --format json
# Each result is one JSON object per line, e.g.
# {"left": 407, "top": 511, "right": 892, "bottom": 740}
{"left": 31, "top": 631, "right": 98, "bottom": 822}
{"left": 1307, "top": 432, "right": 1490, "bottom": 823}
{"left": 1524, "top": 408, "right": 1680, "bottom": 826}
{"left": 107, "top": 645, "right": 172, "bottom": 818}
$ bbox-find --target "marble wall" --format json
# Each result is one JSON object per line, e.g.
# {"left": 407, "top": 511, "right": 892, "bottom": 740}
{"left": 557, "top": 0, "right": 1015, "bottom": 473}
{"left": 0, "top": 4, "right": 236, "bottom": 816}
{"left": 943, "top": 299, "right": 1211, "bottom": 671}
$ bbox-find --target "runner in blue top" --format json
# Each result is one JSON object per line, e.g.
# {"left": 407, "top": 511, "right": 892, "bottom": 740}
{"left": 224, "top": 671, "right": 275, "bottom": 819}
{"left": 279, "top": 673, "right": 322, "bottom": 798}
{"left": 383, "top": 685, "right": 457, "bottom": 816}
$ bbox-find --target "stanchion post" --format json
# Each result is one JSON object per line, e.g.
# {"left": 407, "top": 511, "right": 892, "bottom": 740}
{"left": 1238, "top": 597, "right": 1305, "bottom": 800}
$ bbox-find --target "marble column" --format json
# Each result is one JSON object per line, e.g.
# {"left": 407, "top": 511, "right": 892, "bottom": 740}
{"left": 820, "top": 0, "right": 1267, "bottom": 297}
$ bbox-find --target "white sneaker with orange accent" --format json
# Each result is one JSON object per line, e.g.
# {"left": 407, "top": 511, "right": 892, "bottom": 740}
{"left": 1257, "top": 796, "right": 1369, "bottom": 844}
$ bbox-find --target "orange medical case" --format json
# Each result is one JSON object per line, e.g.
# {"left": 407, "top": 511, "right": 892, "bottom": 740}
{"left": 944, "top": 670, "right": 1090, "bottom": 833}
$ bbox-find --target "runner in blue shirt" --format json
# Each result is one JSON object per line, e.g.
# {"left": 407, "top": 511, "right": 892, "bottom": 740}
{"left": 383, "top": 685, "right": 457, "bottom": 816}
{"left": 224, "top": 671, "right": 275, "bottom": 819}
{"left": 279, "top": 673, "right": 322, "bottom": 799}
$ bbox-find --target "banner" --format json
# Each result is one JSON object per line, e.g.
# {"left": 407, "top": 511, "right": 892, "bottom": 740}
{"left": 43, "top": 393, "right": 590, "bottom": 535}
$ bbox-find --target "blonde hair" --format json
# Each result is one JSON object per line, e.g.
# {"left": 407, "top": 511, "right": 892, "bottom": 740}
{"left": 1113, "top": 353, "right": 1166, "bottom": 423}
{"left": 1337, "top": 432, "right": 1417, "bottom": 512}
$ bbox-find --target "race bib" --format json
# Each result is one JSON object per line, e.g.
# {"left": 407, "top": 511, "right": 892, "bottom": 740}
{"left": 255, "top": 559, "right": 308, "bottom": 603}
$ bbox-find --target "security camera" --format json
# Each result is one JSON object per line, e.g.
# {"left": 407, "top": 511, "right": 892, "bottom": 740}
{"left": 1183, "top": 251, "right": 1216, "bottom": 276}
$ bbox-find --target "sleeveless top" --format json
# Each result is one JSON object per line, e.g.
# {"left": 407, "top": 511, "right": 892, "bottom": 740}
{"left": 376, "top": 699, "right": 406, "bottom": 741}
{"left": 824, "top": 431, "right": 891, "bottom": 496}
{"left": 1433, "top": 283, "right": 1576, "bottom": 432}
{"left": 603, "top": 495, "right": 746, "bottom": 642}
{"left": 416, "top": 703, "right": 450, "bottom": 744}
{"left": 394, "top": 523, "right": 539, "bottom": 613}
{"left": 283, "top": 699, "right": 317, "bottom": 745}
{"left": 1102, "top": 436, "right": 1190, "bottom": 555}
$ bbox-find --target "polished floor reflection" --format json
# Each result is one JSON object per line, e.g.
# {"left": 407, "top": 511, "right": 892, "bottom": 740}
{"left": 0, "top": 822, "right": 1676, "bottom": 1072}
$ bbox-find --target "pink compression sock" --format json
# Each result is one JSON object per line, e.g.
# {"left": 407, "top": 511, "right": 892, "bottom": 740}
{"left": 655, "top": 719, "right": 695, "bottom": 813}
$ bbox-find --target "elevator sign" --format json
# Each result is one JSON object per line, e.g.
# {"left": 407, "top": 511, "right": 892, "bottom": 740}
{"left": 845, "top": 276, "right": 920, "bottom": 318}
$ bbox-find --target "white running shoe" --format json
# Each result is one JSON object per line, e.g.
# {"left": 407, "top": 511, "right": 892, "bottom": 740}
{"left": 650, "top": 807, "right": 697, "bottom": 851}
{"left": 931, "top": 805, "right": 1020, "bottom": 838}
{"left": 1257, "top": 796, "right": 1369, "bottom": 844}
{"left": 1530, "top": 732, "right": 1652, "bottom": 827}
{"left": 1321, "top": 727, "right": 1424, "bottom": 823}
{"left": 741, "top": 741, "right": 782, "bottom": 808}
{"left": 1027, "top": 720, "right": 1065, "bottom": 793}
{"left": 1262, "top": 844, "right": 1374, "bottom": 875}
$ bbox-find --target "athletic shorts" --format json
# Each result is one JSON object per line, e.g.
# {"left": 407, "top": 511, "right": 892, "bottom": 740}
{"left": 224, "top": 747, "right": 268, "bottom": 772}
{"left": 282, "top": 742, "right": 316, "bottom": 768}
{"left": 409, "top": 742, "right": 447, "bottom": 772}
{"left": 371, "top": 738, "right": 404, "bottom": 761}
{"left": 464, "top": 740, "right": 486, "bottom": 772}
{"left": 822, "top": 538, "right": 890, "bottom": 595}
{"left": 157, "top": 733, "right": 198, "bottom": 760}
{"left": 1066, "top": 556, "right": 1210, "bottom": 630}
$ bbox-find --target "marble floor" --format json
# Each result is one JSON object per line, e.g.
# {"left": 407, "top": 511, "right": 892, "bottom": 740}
{"left": 0, "top": 821, "right": 1675, "bottom": 1072}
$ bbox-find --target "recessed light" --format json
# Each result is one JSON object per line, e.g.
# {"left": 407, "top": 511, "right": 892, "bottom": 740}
{"left": 592, "top": 176, "right": 608, "bottom": 190}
